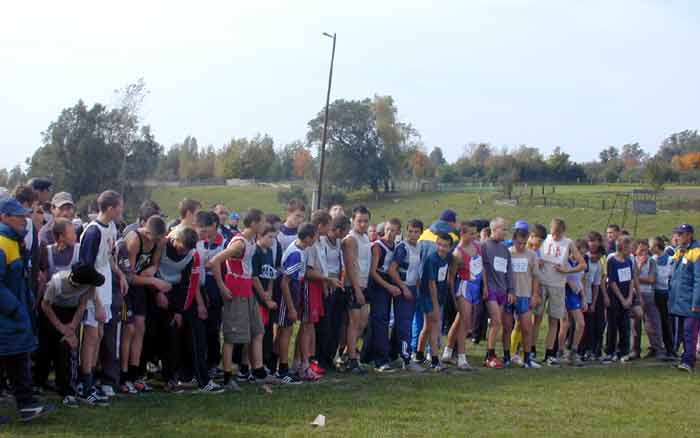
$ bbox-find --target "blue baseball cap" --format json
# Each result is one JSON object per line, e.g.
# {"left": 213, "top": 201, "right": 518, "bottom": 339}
{"left": 439, "top": 209, "right": 457, "bottom": 223}
{"left": 229, "top": 212, "right": 240, "bottom": 220}
{"left": 0, "top": 198, "right": 32, "bottom": 217}
{"left": 513, "top": 220, "right": 529, "bottom": 232}
{"left": 673, "top": 224, "right": 694, "bottom": 234}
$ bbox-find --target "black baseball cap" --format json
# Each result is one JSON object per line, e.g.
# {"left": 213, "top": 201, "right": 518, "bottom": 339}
{"left": 70, "top": 262, "right": 106, "bottom": 287}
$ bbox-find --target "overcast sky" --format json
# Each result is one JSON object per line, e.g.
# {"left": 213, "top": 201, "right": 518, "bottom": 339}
{"left": 2, "top": 0, "right": 699, "bottom": 169}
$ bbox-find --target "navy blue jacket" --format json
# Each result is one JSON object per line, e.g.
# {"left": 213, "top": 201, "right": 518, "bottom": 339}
{"left": 0, "top": 222, "right": 38, "bottom": 356}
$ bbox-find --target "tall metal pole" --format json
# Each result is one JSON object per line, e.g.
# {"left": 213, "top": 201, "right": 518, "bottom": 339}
{"left": 316, "top": 32, "right": 336, "bottom": 211}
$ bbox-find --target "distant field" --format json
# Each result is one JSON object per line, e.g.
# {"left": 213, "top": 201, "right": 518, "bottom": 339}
{"left": 151, "top": 184, "right": 700, "bottom": 238}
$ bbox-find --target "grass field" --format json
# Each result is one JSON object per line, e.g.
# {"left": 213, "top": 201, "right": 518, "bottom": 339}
{"left": 150, "top": 184, "right": 700, "bottom": 238}
{"left": 3, "top": 183, "right": 696, "bottom": 437}
{"left": 1, "top": 355, "right": 695, "bottom": 437}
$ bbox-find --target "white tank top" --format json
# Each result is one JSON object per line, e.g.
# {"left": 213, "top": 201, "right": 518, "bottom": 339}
{"left": 47, "top": 244, "right": 80, "bottom": 279}
{"left": 83, "top": 220, "right": 117, "bottom": 305}
{"left": 346, "top": 230, "right": 371, "bottom": 288}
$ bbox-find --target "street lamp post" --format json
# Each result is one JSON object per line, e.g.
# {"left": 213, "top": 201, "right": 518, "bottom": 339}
{"left": 315, "top": 32, "right": 336, "bottom": 211}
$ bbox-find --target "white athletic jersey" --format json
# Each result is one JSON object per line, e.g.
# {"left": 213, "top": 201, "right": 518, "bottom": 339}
{"left": 227, "top": 234, "right": 256, "bottom": 279}
{"left": 345, "top": 229, "right": 371, "bottom": 288}
{"left": 82, "top": 220, "right": 117, "bottom": 306}
{"left": 540, "top": 235, "right": 573, "bottom": 287}
{"left": 320, "top": 236, "right": 343, "bottom": 278}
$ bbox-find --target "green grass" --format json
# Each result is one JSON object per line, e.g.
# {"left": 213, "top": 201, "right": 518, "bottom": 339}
{"left": 150, "top": 183, "right": 700, "bottom": 238}
{"left": 1, "top": 360, "right": 696, "bottom": 437}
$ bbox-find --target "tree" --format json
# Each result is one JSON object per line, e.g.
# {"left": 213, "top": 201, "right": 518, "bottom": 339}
{"left": 7, "top": 165, "right": 25, "bottom": 188}
{"left": 292, "top": 148, "right": 314, "bottom": 179}
{"left": 429, "top": 147, "right": 447, "bottom": 166}
{"left": 307, "top": 98, "right": 385, "bottom": 192}
{"left": 28, "top": 100, "right": 123, "bottom": 199}
{"left": 644, "top": 158, "right": 674, "bottom": 190}
{"left": 408, "top": 150, "right": 434, "bottom": 178}
{"left": 657, "top": 130, "right": 700, "bottom": 161}
{"left": 599, "top": 146, "right": 619, "bottom": 163}
{"left": 0, "top": 168, "right": 8, "bottom": 188}
{"left": 620, "top": 143, "right": 647, "bottom": 170}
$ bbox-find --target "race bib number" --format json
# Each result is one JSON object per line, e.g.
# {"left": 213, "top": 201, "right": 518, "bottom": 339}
{"left": 682, "top": 258, "right": 688, "bottom": 265}
{"left": 494, "top": 256, "right": 508, "bottom": 273}
{"left": 512, "top": 258, "right": 528, "bottom": 273}
{"left": 437, "top": 265, "right": 448, "bottom": 282}
{"left": 617, "top": 267, "right": 632, "bottom": 282}
{"left": 469, "top": 256, "right": 483, "bottom": 278}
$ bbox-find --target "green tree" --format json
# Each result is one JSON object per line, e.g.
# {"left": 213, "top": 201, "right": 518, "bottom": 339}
{"left": 429, "top": 147, "right": 447, "bottom": 166}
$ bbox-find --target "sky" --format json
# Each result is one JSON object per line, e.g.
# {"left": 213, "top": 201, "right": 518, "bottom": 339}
{"left": 2, "top": 0, "right": 699, "bottom": 169}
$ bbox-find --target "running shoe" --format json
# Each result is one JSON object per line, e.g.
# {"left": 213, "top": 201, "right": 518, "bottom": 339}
{"left": 484, "top": 356, "right": 504, "bottom": 369}
{"left": 198, "top": 380, "right": 225, "bottom": 394}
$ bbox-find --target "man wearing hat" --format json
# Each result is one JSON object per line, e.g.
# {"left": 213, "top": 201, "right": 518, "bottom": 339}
{"left": 39, "top": 192, "right": 76, "bottom": 246}
{"left": 669, "top": 224, "right": 700, "bottom": 372}
{"left": 0, "top": 198, "right": 54, "bottom": 422}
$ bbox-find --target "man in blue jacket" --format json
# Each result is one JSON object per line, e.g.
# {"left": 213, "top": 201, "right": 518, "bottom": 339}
{"left": 0, "top": 197, "right": 54, "bottom": 423}
{"left": 669, "top": 223, "right": 700, "bottom": 372}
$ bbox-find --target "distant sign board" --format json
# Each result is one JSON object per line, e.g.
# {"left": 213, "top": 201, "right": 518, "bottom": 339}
{"left": 633, "top": 200, "right": 657, "bottom": 215}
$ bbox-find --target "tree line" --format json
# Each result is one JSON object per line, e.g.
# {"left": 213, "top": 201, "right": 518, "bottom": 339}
{"left": 3, "top": 80, "right": 700, "bottom": 207}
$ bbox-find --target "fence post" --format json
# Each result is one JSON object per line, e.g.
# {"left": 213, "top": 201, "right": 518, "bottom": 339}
{"left": 602, "top": 199, "right": 606, "bottom": 210}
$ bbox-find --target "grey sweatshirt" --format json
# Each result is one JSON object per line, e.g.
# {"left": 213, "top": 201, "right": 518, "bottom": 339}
{"left": 481, "top": 238, "right": 515, "bottom": 295}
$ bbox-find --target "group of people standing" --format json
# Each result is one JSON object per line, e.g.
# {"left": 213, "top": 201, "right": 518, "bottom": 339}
{"left": 1, "top": 178, "right": 699, "bottom": 425}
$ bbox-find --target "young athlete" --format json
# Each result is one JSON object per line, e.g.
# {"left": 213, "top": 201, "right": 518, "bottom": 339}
{"left": 278, "top": 200, "right": 306, "bottom": 253}
{"left": 650, "top": 236, "right": 675, "bottom": 357}
{"left": 251, "top": 225, "right": 279, "bottom": 376}
{"left": 170, "top": 198, "right": 201, "bottom": 234}
{"left": 342, "top": 206, "right": 372, "bottom": 374}
{"left": 38, "top": 192, "right": 75, "bottom": 246}
{"left": 509, "top": 228, "right": 541, "bottom": 368}
{"left": 78, "top": 191, "right": 128, "bottom": 406}
{"left": 415, "top": 232, "right": 454, "bottom": 372}
{"left": 210, "top": 209, "right": 275, "bottom": 388}
{"left": 388, "top": 219, "right": 424, "bottom": 372}
{"left": 537, "top": 218, "right": 585, "bottom": 366}
{"left": 156, "top": 226, "right": 223, "bottom": 393}
{"left": 41, "top": 262, "right": 105, "bottom": 407}
{"left": 316, "top": 214, "right": 350, "bottom": 371}
{"left": 582, "top": 232, "right": 604, "bottom": 360}
{"left": 194, "top": 211, "right": 227, "bottom": 377}
{"left": 275, "top": 222, "right": 317, "bottom": 384}
{"left": 602, "top": 236, "right": 640, "bottom": 363}
{"left": 481, "top": 218, "right": 515, "bottom": 368}
{"left": 368, "top": 218, "right": 402, "bottom": 372}
{"left": 560, "top": 239, "right": 588, "bottom": 366}
{"left": 442, "top": 221, "right": 482, "bottom": 370}
{"left": 634, "top": 239, "right": 666, "bottom": 359}
{"left": 119, "top": 215, "right": 167, "bottom": 394}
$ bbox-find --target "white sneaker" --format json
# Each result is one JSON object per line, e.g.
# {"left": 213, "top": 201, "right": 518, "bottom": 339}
{"left": 523, "top": 360, "right": 542, "bottom": 369}
{"left": 101, "top": 385, "right": 116, "bottom": 397}
{"left": 457, "top": 360, "right": 473, "bottom": 371}
{"left": 511, "top": 354, "right": 524, "bottom": 366}
{"left": 198, "top": 380, "right": 224, "bottom": 394}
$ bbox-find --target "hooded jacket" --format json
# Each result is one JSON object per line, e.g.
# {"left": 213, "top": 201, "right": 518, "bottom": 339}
{"left": 0, "top": 222, "right": 38, "bottom": 356}
{"left": 669, "top": 239, "right": 700, "bottom": 318}
{"left": 418, "top": 220, "right": 458, "bottom": 272}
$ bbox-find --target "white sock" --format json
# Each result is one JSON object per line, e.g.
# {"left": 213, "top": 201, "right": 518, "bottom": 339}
{"left": 442, "top": 347, "right": 453, "bottom": 359}
{"left": 458, "top": 354, "right": 467, "bottom": 366}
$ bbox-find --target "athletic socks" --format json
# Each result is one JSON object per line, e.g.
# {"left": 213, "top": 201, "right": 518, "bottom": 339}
{"left": 239, "top": 364, "right": 250, "bottom": 375}
{"left": 252, "top": 367, "right": 267, "bottom": 380}
{"left": 457, "top": 354, "right": 467, "bottom": 366}
{"left": 431, "top": 355, "right": 440, "bottom": 367}
{"left": 415, "top": 351, "right": 425, "bottom": 362}
{"left": 129, "top": 365, "right": 140, "bottom": 381}
{"left": 487, "top": 349, "right": 496, "bottom": 359}
{"left": 503, "top": 349, "right": 511, "bottom": 363}
{"left": 223, "top": 371, "right": 233, "bottom": 385}
{"left": 278, "top": 363, "right": 289, "bottom": 375}
{"left": 120, "top": 370, "right": 129, "bottom": 384}
{"left": 532, "top": 346, "right": 537, "bottom": 357}
{"left": 524, "top": 351, "right": 532, "bottom": 365}
{"left": 442, "top": 347, "right": 453, "bottom": 360}
{"left": 545, "top": 349, "right": 555, "bottom": 360}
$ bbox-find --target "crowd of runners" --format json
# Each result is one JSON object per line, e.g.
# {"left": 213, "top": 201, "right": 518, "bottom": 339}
{"left": 1, "top": 179, "right": 699, "bottom": 423}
